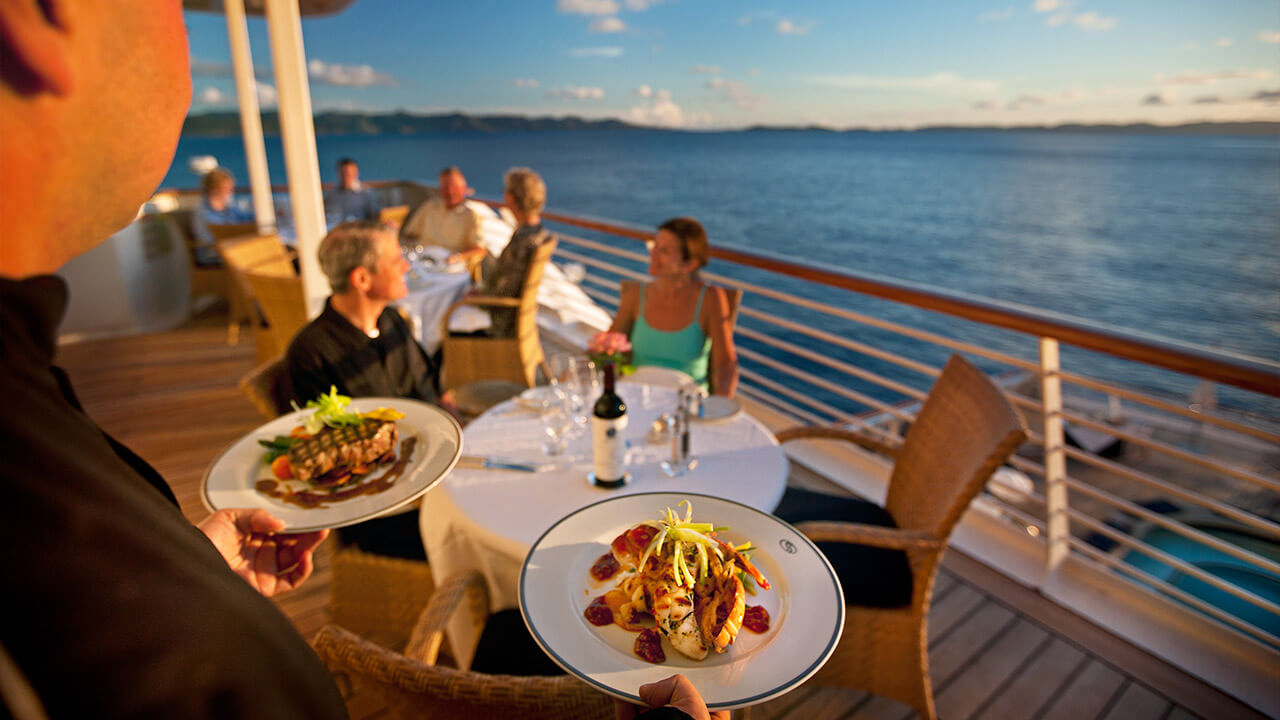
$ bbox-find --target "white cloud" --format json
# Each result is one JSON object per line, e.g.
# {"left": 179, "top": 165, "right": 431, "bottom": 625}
{"left": 776, "top": 19, "right": 812, "bottom": 35}
{"left": 1045, "top": 12, "right": 1070, "bottom": 27}
{"left": 1155, "top": 68, "right": 1273, "bottom": 85}
{"left": 705, "top": 77, "right": 765, "bottom": 110}
{"left": 548, "top": 85, "right": 605, "bottom": 100}
{"left": 557, "top": 0, "right": 619, "bottom": 15}
{"left": 1073, "top": 11, "right": 1115, "bottom": 31}
{"left": 1215, "top": 37, "right": 1234, "bottom": 47}
{"left": 307, "top": 59, "right": 397, "bottom": 88}
{"left": 690, "top": 65, "right": 722, "bottom": 75}
{"left": 513, "top": 78, "right": 539, "bottom": 88}
{"left": 569, "top": 47, "right": 625, "bottom": 58}
{"left": 589, "top": 17, "right": 626, "bottom": 33}
{"left": 196, "top": 86, "right": 225, "bottom": 104}
{"left": 1032, "top": 0, "right": 1065, "bottom": 12}
{"left": 624, "top": 0, "right": 661, "bottom": 9}
{"left": 808, "top": 71, "right": 999, "bottom": 94}
{"left": 256, "top": 81, "right": 278, "bottom": 107}
{"left": 1259, "top": 31, "right": 1280, "bottom": 44}
{"left": 980, "top": 7, "right": 1015, "bottom": 22}
{"left": 633, "top": 85, "right": 653, "bottom": 97}
{"left": 625, "top": 89, "right": 711, "bottom": 128}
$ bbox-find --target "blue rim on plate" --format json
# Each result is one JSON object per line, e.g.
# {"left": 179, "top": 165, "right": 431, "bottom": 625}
{"left": 519, "top": 491, "right": 844, "bottom": 710}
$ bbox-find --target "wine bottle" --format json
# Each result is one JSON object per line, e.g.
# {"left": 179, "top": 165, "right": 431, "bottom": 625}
{"left": 592, "top": 363, "right": 628, "bottom": 488}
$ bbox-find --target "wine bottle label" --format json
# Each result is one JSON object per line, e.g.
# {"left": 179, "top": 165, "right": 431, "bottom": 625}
{"left": 592, "top": 414, "right": 628, "bottom": 483}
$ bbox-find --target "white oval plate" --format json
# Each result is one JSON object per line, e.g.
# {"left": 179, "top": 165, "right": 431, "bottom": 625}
{"left": 520, "top": 492, "right": 843, "bottom": 710}
{"left": 693, "top": 395, "right": 741, "bottom": 423}
{"left": 201, "top": 398, "right": 462, "bottom": 532}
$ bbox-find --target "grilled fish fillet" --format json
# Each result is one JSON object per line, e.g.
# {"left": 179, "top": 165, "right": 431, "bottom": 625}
{"left": 287, "top": 419, "right": 398, "bottom": 483}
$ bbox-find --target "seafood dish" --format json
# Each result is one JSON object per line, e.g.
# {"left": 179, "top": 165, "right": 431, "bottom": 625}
{"left": 584, "top": 501, "right": 772, "bottom": 663}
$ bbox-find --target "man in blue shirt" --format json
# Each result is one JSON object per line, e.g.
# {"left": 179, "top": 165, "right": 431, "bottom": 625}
{"left": 324, "top": 157, "right": 381, "bottom": 222}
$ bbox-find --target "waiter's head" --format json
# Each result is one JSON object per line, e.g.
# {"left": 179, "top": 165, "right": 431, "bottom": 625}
{"left": 0, "top": 0, "right": 192, "bottom": 276}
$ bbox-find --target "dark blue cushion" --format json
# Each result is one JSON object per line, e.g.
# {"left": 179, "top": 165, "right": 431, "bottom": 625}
{"left": 774, "top": 487, "right": 914, "bottom": 608}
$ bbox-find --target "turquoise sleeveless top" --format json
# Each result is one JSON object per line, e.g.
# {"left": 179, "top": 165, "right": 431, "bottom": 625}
{"left": 631, "top": 284, "right": 710, "bottom": 389}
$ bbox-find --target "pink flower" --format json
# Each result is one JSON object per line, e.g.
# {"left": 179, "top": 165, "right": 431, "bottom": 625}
{"left": 588, "top": 331, "right": 632, "bottom": 358}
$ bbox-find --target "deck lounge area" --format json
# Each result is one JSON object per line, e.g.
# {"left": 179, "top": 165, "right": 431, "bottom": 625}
{"left": 54, "top": 305, "right": 1269, "bottom": 720}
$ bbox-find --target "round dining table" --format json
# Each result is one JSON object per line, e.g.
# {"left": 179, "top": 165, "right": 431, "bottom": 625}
{"left": 418, "top": 380, "right": 788, "bottom": 668}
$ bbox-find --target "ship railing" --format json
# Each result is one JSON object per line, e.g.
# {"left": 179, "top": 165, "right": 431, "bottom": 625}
{"left": 486, "top": 201, "right": 1280, "bottom": 699}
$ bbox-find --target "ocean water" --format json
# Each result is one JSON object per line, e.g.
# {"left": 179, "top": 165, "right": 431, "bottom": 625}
{"left": 163, "top": 130, "right": 1280, "bottom": 415}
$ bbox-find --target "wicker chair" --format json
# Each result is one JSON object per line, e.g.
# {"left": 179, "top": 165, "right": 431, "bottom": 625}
{"left": 242, "top": 270, "right": 308, "bottom": 363}
{"left": 216, "top": 233, "right": 296, "bottom": 352}
{"left": 379, "top": 204, "right": 410, "bottom": 227}
{"left": 313, "top": 570, "right": 614, "bottom": 720}
{"left": 439, "top": 239, "right": 557, "bottom": 417}
{"left": 775, "top": 354, "right": 1027, "bottom": 720}
{"left": 237, "top": 355, "right": 288, "bottom": 419}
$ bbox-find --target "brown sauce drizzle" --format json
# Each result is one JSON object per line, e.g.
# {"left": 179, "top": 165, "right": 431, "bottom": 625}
{"left": 256, "top": 436, "right": 418, "bottom": 509}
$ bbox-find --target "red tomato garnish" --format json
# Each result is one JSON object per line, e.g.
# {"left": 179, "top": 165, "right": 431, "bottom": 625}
{"left": 270, "top": 455, "right": 293, "bottom": 480}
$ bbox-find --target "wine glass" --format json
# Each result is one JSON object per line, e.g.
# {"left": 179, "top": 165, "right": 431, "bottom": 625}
{"left": 539, "top": 387, "right": 574, "bottom": 457}
{"left": 563, "top": 357, "right": 599, "bottom": 437}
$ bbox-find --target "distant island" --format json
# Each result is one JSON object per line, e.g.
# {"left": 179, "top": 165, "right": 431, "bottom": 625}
{"left": 180, "top": 111, "right": 1280, "bottom": 138}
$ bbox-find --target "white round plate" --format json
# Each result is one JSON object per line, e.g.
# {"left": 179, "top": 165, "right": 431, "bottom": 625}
{"left": 520, "top": 492, "right": 844, "bottom": 710}
{"left": 201, "top": 398, "right": 462, "bottom": 532}
{"left": 693, "top": 395, "right": 741, "bottom": 423}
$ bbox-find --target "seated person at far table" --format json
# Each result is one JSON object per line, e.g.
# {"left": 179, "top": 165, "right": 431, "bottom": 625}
{"left": 283, "top": 221, "right": 458, "bottom": 559}
{"left": 470, "top": 166, "right": 553, "bottom": 337}
{"left": 190, "top": 166, "right": 253, "bottom": 264}
{"left": 400, "top": 165, "right": 485, "bottom": 265}
{"left": 608, "top": 217, "right": 738, "bottom": 397}
{"left": 323, "top": 156, "right": 381, "bottom": 222}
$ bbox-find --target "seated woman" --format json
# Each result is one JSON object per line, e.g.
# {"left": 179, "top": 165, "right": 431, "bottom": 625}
{"left": 473, "top": 167, "right": 552, "bottom": 337}
{"left": 190, "top": 166, "right": 253, "bottom": 265}
{"left": 608, "top": 217, "right": 738, "bottom": 396}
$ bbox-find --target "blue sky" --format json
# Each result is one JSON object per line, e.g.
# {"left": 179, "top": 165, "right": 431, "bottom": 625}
{"left": 183, "top": 0, "right": 1280, "bottom": 129}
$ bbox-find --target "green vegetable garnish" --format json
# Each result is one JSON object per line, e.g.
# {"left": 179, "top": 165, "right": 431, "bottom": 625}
{"left": 257, "top": 436, "right": 297, "bottom": 463}
{"left": 291, "top": 386, "right": 363, "bottom": 435}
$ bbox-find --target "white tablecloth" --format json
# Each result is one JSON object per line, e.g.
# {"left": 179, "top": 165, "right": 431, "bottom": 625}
{"left": 398, "top": 270, "right": 489, "bottom": 355}
{"left": 418, "top": 381, "right": 787, "bottom": 666}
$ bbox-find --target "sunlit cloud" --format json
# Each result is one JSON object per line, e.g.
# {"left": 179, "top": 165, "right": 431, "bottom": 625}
{"left": 1032, "top": 0, "right": 1065, "bottom": 11}
{"left": 1253, "top": 89, "right": 1280, "bottom": 102}
{"left": 625, "top": 88, "right": 711, "bottom": 128}
{"left": 1257, "top": 31, "right": 1280, "bottom": 44}
{"left": 808, "top": 71, "right": 999, "bottom": 94}
{"left": 569, "top": 47, "right": 625, "bottom": 58}
{"left": 308, "top": 59, "right": 397, "bottom": 88}
{"left": 776, "top": 19, "right": 812, "bottom": 35}
{"left": 624, "top": 0, "right": 662, "bottom": 9}
{"left": 256, "top": 82, "right": 278, "bottom": 107}
{"left": 1072, "top": 12, "right": 1115, "bottom": 31}
{"left": 1155, "top": 68, "right": 1273, "bottom": 85}
{"left": 557, "top": 0, "right": 619, "bottom": 15}
{"left": 690, "top": 65, "right": 722, "bottom": 75}
{"left": 589, "top": 17, "right": 626, "bottom": 33}
{"left": 706, "top": 77, "right": 765, "bottom": 110}
{"left": 1045, "top": 13, "right": 1069, "bottom": 27}
{"left": 1215, "top": 37, "right": 1234, "bottom": 47}
{"left": 196, "top": 86, "right": 225, "bottom": 104}
{"left": 979, "top": 7, "right": 1015, "bottom": 22}
{"left": 633, "top": 85, "right": 653, "bottom": 98}
{"left": 513, "top": 78, "right": 539, "bottom": 88}
{"left": 548, "top": 85, "right": 605, "bottom": 100}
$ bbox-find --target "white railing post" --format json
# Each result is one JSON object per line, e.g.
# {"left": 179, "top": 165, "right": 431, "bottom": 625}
{"left": 1041, "top": 337, "right": 1069, "bottom": 582}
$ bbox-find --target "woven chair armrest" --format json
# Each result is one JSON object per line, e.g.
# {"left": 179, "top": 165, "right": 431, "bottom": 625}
{"left": 404, "top": 570, "right": 489, "bottom": 665}
{"left": 774, "top": 425, "right": 901, "bottom": 458}
{"left": 793, "top": 521, "right": 942, "bottom": 551}
{"left": 457, "top": 295, "right": 521, "bottom": 309}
